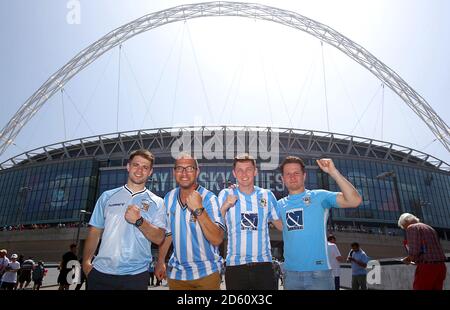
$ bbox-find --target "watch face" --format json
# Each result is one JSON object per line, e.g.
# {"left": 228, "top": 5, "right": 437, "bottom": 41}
{"left": 135, "top": 217, "right": 144, "bottom": 227}
{"left": 194, "top": 208, "right": 204, "bottom": 216}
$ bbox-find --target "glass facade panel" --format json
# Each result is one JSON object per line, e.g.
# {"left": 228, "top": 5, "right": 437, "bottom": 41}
{"left": 0, "top": 159, "right": 98, "bottom": 227}
{"left": 1, "top": 152, "right": 449, "bottom": 233}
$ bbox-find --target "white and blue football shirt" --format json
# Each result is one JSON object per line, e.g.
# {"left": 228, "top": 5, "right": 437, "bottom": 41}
{"left": 218, "top": 186, "right": 279, "bottom": 266}
{"left": 89, "top": 185, "right": 166, "bottom": 275}
{"left": 165, "top": 185, "right": 225, "bottom": 281}
{"left": 277, "top": 189, "right": 339, "bottom": 272}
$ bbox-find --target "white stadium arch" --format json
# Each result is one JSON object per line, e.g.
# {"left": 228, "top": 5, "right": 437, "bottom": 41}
{"left": 1, "top": 1, "right": 449, "bottom": 156}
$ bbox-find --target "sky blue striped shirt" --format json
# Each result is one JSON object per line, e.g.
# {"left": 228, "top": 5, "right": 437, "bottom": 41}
{"left": 218, "top": 186, "right": 279, "bottom": 266}
{"left": 164, "top": 185, "right": 225, "bottom": 280}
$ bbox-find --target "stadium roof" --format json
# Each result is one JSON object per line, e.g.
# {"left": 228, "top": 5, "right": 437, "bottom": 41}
{"left": 1, "top": 126, "right": 448, "bottom": 172}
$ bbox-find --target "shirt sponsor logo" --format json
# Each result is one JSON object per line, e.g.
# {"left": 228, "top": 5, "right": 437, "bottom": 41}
{"left": 286, "top": 208, "right": 303, "bottom": 231}
{"left": 108, "top": 203, "right": 125, "bottom": 207}
{"left": 241, "top": 212, "right": 258, "bottom": 231}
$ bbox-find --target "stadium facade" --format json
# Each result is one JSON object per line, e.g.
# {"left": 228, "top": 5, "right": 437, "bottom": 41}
{"left": 1, "top": 126, "right": 449, "bottom": 239}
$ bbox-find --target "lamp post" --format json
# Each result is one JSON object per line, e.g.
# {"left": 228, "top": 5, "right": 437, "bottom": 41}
{"left": 376, "top": 171, "right": 404, "bottom": 214}
{"left": 75, "top": 209, "right": 91, "bottom": 250}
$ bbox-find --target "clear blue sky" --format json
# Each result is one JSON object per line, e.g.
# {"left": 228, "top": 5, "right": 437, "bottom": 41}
{"left": 1, "top": 0, "right": 449, "bottom": 165}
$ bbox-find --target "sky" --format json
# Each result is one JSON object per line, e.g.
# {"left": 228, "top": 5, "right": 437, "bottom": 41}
{"left": 0, "top": 0, "right": 449, "bottom": 166}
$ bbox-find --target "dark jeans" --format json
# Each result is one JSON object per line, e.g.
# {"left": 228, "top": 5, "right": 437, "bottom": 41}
{"left": 334, "top": 276, "right": 340, "bottom": 290}
{"left": 225, "top": 262, "right": 277, "bottom": 290}
{"left": 87, "top": 268, "right": 149, "bottom": 290}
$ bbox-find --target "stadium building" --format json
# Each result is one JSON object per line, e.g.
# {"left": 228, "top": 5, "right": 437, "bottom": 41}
{"left": 1, "top": 2, "right": 450, "bottom": 262}
{"left": 1, "top": 126, "right": 449, "bottom": 261}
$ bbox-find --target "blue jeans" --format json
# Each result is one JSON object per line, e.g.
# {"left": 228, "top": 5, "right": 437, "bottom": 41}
{"left": 284, "top": 269, "right": 334, "bottom": 290}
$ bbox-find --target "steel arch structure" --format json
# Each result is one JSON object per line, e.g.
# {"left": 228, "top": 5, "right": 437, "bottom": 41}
{"left": 1, "top": 1, "right": 449, "bottom": 156}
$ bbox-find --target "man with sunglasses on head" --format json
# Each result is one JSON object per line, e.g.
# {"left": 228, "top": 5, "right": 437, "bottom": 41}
{"left": 155, "top": 153, "right": 225, "bottom": 290}
{"left": 218, "top": 153, "right": 283, "bottom": 290}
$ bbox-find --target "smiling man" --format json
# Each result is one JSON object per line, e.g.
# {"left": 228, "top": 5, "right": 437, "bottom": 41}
{"left": 277, "top": 156, "right": 362, "bottom": 290}
{"left": 218, "top": 153, "right": 283, "bottom": 290}
{"left": 82, "top": 149, "right": 166, "bottom": 290}
{"left": 155, "top": 153, "right": 225, "bottom": 290}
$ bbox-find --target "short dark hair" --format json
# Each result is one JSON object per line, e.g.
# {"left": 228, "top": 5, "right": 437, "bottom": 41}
{"left": 279, "top": 156, "right": 306, "bottom": 174}
{"left": 128, "top": 149, "right": 155, "bottom": 167}
{"left": 327, "top": 234, "right": 336, "bottom": 242}
{"left": 233, "top": 153, "right": 256, "bottom": 169}
{"left": 351, "top": 242, "right": 359, "bottom": 248}
{"left": 70, "top": 243, "right": 77, "bottom": 249}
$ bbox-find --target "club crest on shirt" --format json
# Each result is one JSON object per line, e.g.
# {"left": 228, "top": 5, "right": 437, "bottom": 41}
{"left": 259, "top": 198, "right": 267, "bottom": 208}
{"left": 140, "top": 199, "right": 150, "bottom": 212}
{"left": 302, "top": 195, "right": 311, "bottom": 206}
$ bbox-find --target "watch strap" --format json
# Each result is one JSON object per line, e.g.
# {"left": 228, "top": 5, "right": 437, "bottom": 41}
{"left": 134, "top": 216, "right": 144, "bottom": 227}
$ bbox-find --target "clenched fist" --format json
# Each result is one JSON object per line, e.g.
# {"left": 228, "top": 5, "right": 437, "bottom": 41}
{"left": 220, "top": 194, "right": 238, "bottom": 215}
{"left": 225, "top": 194, "right": 238, "bottom": 209}
{"left": 316, "top": 158, "right": 337, "bottom": 175}
{"left": 125, "top": 205, "right": 141, "bottom": 224}
{"left": 186, "top": 191, "right": 203, "bottom": 212}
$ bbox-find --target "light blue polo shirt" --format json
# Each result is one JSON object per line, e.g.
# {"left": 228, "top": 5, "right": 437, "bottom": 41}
{"left": 89, "top": 185, "right": 166, "bottom": 275}
{"left": 277, "top": 189, "right": 339, "bottom": 272}
{"left": 349, "top": 249, "right": 370, "bottom": 275}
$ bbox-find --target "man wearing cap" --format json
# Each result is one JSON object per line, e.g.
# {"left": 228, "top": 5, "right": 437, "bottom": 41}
{"left": 1, "top": 254, "right": 20, "bottom": 290}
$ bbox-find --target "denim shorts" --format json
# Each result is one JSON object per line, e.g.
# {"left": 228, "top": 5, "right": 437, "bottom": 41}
{"left": 284, "top": 269, "right": 334, "bottom": 290}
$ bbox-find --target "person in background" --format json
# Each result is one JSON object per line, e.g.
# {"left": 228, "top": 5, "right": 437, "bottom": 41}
{"left": 327, "top": 234, "right": 344, "bottom": 290}
{"left": 32, "top": 261, "right": 46, "bottom": 290}
{"left": 18, "top": 256, "right": 35, "bottom": 289}
{"left": 57, "top": 244, "right": 78, "bottom": 290}
{"left": 0, "top": 249, "right": 9, "bottom": 282}
{"left": 1, "top": 254, "right": 20, "bottom": 290}
{"left": 398, "top": 212, "right": 447, "bottom": 290}
{"left": 347, "top": 242, "right": 369, "bottom": 290}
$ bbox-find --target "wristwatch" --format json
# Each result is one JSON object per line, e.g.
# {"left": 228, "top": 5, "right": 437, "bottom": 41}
{"left": 193, "top": 207, "right": 205, "bottom": 217}
{"left": 134, "top": 216, "right": 144, "bottom": 227}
